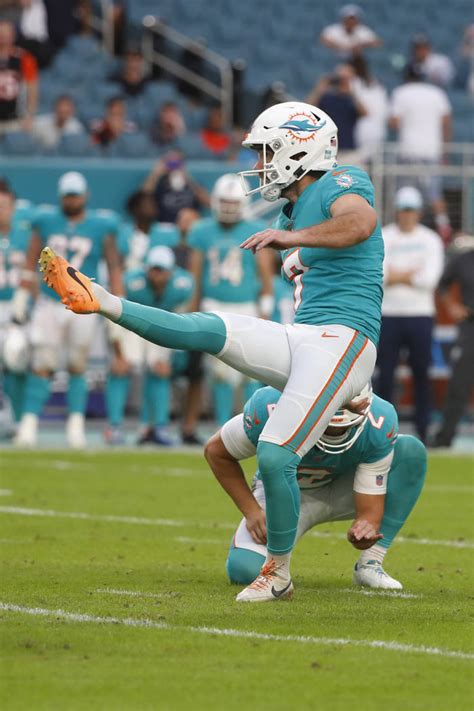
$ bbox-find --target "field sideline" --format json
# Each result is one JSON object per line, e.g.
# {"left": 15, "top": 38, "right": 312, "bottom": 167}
{"left": 0, "top": 449, "right": 473, "bottom": 710}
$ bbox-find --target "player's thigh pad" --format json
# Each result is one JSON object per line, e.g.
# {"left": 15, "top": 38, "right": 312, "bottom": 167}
{"left": 260, "top": 325, "right": 376, "bottom": 457}
{"left": 67, "top": 311, "right": 98, "bottom": 371}
{"left": 213, "top": 312, "right": 291, "bottom": 390}
{"left": 296, "top": 475, "right": 355, "bottom": 541}
{"left": 30, "top": 296, "right": 67, "bottom": 371}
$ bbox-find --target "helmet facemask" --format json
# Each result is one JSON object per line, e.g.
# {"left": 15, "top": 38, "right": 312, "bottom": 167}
{"left": 316, "top": 384, "right": 373, "bottom": 455}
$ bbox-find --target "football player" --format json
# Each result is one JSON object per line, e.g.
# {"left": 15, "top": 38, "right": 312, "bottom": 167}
{"left": 15, "top": 171, "right": 122, "bottom": 448}
{"left": 188, "top": 173, "right": 274, "bottom": 425}
{"left": 39, "top": 100, "right": 383, "bottom": 603}
{"left": 0, "top": 186, "right": 31, "bottom": 430}
{"left": 105, "top": 246, "right": 194, "bottom": 445}
{"left": 204, "top": 385, "right": 426, "bottom": 595}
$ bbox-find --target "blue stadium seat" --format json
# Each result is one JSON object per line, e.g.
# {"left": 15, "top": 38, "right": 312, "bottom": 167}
{"left": 57, "top": 134, "right": 103, "bottom": 157}
{"left": 2, "top": 131, "right": 40, "bottom": 156}
{"left": 107, "top": 132, "right": 158, "bottom": 158}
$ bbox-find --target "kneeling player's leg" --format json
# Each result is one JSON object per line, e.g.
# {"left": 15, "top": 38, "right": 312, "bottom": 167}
{"left": 145, "top": 343, "right": 172, "bottom": 428}
{"left": 106, "top": 330, "right": 142, "bottom": 429}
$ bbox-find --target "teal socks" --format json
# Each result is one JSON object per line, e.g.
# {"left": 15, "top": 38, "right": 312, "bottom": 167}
{"left": 118, "top": 301, "right": 227, "bottom": 354}
{"left": 380, "top": 435, "right": 427, "bottom": 550}
{"left": 22, "top": 373, "right": 51, "bottom": 416}
{"left": 67, "top": 374, "right": 88, "bottom": 414}
{"left": 3, "top": 371, "right": 26, "bottom": 422}
{"left": 106, "top": 374, "right": 130, "bottom": 426}
{"left": 213, "top": 381, "right": 233, "bottom": 426}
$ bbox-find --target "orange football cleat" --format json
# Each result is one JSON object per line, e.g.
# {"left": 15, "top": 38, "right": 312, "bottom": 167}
{"left": 38, "top": 247, "right": 100, "bottom": 314}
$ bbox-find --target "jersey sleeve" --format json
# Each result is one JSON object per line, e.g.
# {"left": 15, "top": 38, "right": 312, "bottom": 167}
{"left": 117, "top": 224, "right": 132, "bottom": 257}
{"left": 150, "top": 222, "right": 180, "bottom": 248}
{"left": 361, "top": 397, "right": 399, "bottom": 464}
{"left": 96, "top": 209, "right": 120, "bottom": 237}
{"left": 31, "top": 206, "right": 56, "bottom": 245}
{"left": 321, "top": 166, "right": 375, "bottom": 218}
{"left": 220, "top": 414, "right": 257, "bottom": 460}
{"left": 187, "top": 221, "right": 208, "bottom": 252}
{"left": 242, "top": 386, "right": 279, "bottom": 447}
{"left": 124, "top": 269, "right": 147, "bottom": 300}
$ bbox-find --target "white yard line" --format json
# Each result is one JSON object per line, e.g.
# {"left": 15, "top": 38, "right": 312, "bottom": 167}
{"left": 174, "top": 536, "right": 223, "bottom": 545}
{"left": 0, "top": 602, "right": 472, "bottom": 661}
{"left": 1, "top": 505, "right": 472, "bottom": 550}
{"left": 94, "top": 589, "right": 178, "bottom": 599}
{"left": 0, "top": 489, "right": 12, "bottom": 496}
{"left": 341, "top": 588, "right": 422, "bottom": 599}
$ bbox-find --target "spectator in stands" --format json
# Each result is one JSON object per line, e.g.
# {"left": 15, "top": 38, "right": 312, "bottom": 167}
{"left": 351, "top": 55, "right": 388, "bottom": 162}
{"left": 43, "top": 0, "right": 75, "bottom": 50}
{"left": 16, "top": 0, "right": 55, "bottom": 68}
{"left": 320, "top": 4, "right": 382, "bottom": 58}
{"left": 307, "top": 63, "right": 366, "bottom": 164}
{"left": 390, "top": 66, "right": 453, "bottom": 242}
{"left": 32, "top": 94, "right": 84, "bottom": 149}
{"left": 200, "top": 105, "right": 231, "bottom": 157}
{"left": 142, "top": 152, "right": 209, "bottom": 223}
{"left": 0, "top": 19, "right": 38, "bottom": 133}
{"left": 406, "top": 34, "right": 455, "bottom": 88}
{"left": 432, "top": 235, "right": 474, "bottom": 447}
{"left": 376, "top": 187, "right": 444, "bottom": 443}
{"left": 110, "top": 48, "right": 150, "bottom": 97}
{"left": 459, "top": 24, "right": 474, "bottom": 95}
{"left": 90, "top": 96, "right": 136, "bottom": 147}
{"left": 150, "top": 101, "right": 185, "bottom": 148}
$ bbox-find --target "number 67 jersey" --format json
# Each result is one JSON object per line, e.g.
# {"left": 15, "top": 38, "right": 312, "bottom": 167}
{"left": 33, "top": 205, "right": 119, "bottom": 301}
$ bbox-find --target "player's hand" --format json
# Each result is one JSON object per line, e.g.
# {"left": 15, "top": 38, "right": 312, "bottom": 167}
{"left": 347, "top": 519, "right": 383, "bottom": 550}
{"left": 447, "top": 302, "right": 470, "bottom": 323}
{"left": 240, "top": 229, "right": 300, "bottom": 253}
{"left": 245, "top": 508, "right": 267, "bottom": 545}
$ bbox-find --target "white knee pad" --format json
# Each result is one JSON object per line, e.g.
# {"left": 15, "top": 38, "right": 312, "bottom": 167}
{"left": 32, "top": 345, "right": 60, "bottom": 372}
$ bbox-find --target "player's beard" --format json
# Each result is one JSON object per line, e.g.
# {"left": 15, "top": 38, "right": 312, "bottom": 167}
{"left": 62, "top": 203, "right": 85, "bottom": 218}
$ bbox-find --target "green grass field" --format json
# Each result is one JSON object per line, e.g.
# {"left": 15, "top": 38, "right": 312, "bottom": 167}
{"left": 0, "top": 449, "right": 473, "bottom": 710}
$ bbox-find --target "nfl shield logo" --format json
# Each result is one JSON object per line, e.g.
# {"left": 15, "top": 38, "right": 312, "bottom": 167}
{"left": 376, "top": 475, "right": 384, "bottom": 487}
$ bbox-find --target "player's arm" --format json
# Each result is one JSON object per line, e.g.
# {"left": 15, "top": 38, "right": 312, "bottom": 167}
{"left": 255, "top": 248, "right": 275, "bottom": 319}
{"left": 11, "top": 230, "right": 41, "bottom": 323}
{"left": 188, "top": 248, "right": 203, "bottom": 312}
{"left": 205, "top": 417, "right": 267, "bottom": 545}
{"left": 241, "top": 193, "right": 377, "bottom": 252}
{"left": 347, "top": 452, "right": 393, "bottom": 549}
{"left": 103, "top": 233, "right": 124, "bottom": 296}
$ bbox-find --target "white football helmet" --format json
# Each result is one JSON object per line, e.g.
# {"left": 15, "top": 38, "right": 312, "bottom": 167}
{"left": 2, "top": 324, "right": 30, "bottom": 373}
{"left": 316, "top": 383, "right": 373, "bottom": 455}
{"left": 211, "top": 173, "right": 249, "bottom": 224}
{"left": 239, "top": 101, "right": 338, "bottom": 202}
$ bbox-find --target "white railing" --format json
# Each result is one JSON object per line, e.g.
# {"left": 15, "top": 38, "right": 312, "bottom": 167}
{"left": 372, "top": 143, "right": 474, "bottom": 232}
{"left": 141, "top": 16, "right": 234, "bottom": 129}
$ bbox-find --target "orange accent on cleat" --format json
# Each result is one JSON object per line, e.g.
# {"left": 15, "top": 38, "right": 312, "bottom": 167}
{"left": 38, "top": 247, "right": 100, "bottom": 314}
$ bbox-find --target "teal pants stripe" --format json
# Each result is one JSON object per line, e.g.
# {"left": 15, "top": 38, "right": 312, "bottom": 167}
{"left": 286, "top": 332, "right": 368, "bottom": 452}
{"left": 118, "top": 301, "right": 227, "bottom": 355}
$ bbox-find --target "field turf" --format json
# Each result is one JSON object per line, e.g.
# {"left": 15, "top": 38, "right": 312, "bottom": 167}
{"left": 0, "top": 449, "right": 473, "bottom": 710}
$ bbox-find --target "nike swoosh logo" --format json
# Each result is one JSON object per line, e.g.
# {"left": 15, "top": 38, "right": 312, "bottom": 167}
{"left": 386, "top": 427, "right": 395, "bottom": 439}
{"left": 67, "top": 266, "right": 94, "bottom": 302}
{"left": 271, "top": 580, "right": 292, "bottom": 598}
{"left": 321, "top": 331, "right": 339, "bottom": 338}
{"left": 332, "top": 168, "right": 349, "bottom": 176}
{"left": 254, "top": 409, "right": 261, "bottom": 425}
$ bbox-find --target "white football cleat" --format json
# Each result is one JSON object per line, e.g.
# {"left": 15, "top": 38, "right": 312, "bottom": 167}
{"left": 353, "top": 560, "right": 403, "bottom": 590}
{"left": 14, "top": 413, "right": 38, "bottom": 447}
{"left": 66, "top": 413, "right": 87, "bottom": 449}
{"left": 236, "top": 560, "right": 294, "bottom": 602}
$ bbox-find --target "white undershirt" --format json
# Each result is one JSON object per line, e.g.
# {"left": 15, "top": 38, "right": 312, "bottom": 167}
{"left": 382, "top": 223, "right": 445, "bottom": 316}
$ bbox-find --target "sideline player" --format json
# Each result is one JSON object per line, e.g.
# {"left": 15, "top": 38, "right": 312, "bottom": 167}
{"left": 105, "top": 246, "right": 193, "bottom": 445}
{"left": 204, "top": 385, "right": 426, "bottom": 595}
{"left": 188, "top": 173, "right": 274, "bottom": 425}
{"left": 15, "top": 171, "right": 122, "bottom": 448}
{"left": 39, "top": 101, "right": 383, "bottom": 602}
{"left": 0, "top": 186, "right": 31, "bottom": 431}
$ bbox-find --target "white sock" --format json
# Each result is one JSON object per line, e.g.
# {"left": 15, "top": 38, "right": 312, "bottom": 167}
{"left": 358, "top": 544, "right": 386, "bottom": 566}
{"left": 265, "top": 552, "right": 292, "bottom": 580}
{"left": 91, "top": 283, "right": 123, "bottom": 321}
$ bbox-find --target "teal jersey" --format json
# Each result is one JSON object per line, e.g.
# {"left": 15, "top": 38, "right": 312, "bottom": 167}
{"left": 34, "top": 206, "right": 119, "bottom": 300}
{"left": 0, "top": 220, "right": 31, "bottom": 301}
{"left": 277, "top": 166, "right": 384, "bottom": 345}
{"left": 272, "top": 274, "right": 294, "bottom": 324}
{"left": 125, "top": 266, "right": 194, "bottom": 311}
{"left": 119, "top": 222, "right": 180, "bottom": 271}
{"left": 188, "top": 217, "right": 265, "bottom": 303}
{"left": 244, "top": 387, "right": 398, "bottom": 490}
{"left": 14, "top": 199, "right": 35, "bottom": 226}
